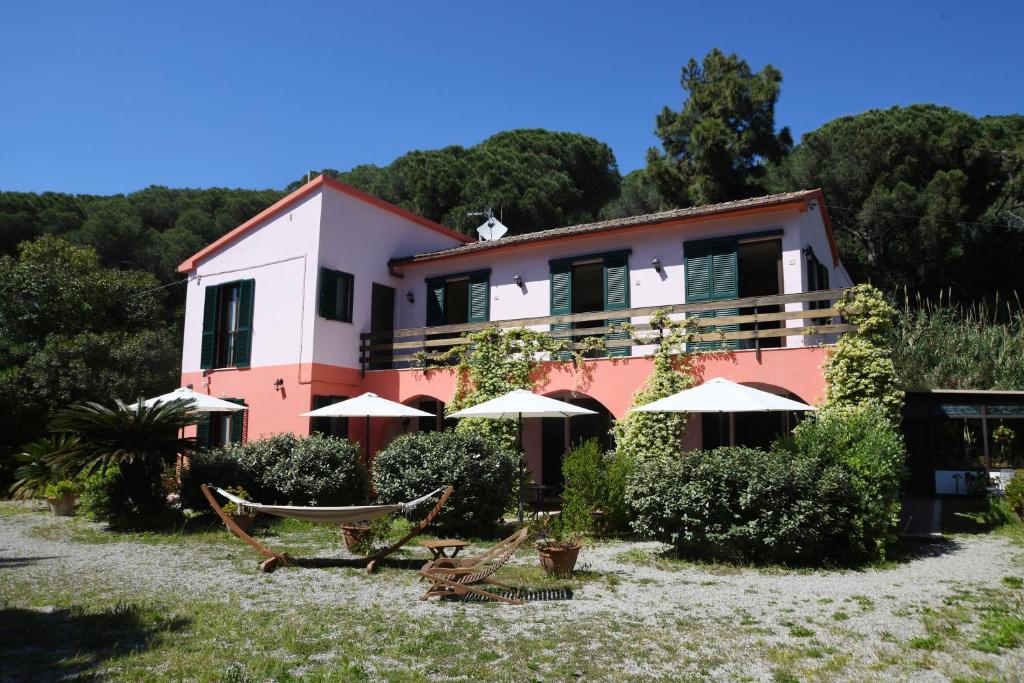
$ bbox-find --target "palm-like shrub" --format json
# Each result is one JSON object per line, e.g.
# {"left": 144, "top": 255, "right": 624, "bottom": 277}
{"left": 8, "top": 434, "right": 81, "bottom": 500}
{"left": 48, "top": 398, "right": 194, "bottom": 526}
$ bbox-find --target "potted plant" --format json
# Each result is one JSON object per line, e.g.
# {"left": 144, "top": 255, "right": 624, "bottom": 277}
{"left": 44, "top": 479, "right": 80, "bottom": 516}
{"left": 532, "top": 513, "right": 582, "bottom": 577}
{"left": 340, "top": 523, "right": 373, "bottom": 551}
{"left": 220, "top": 486, "right": 257, "bottom": 533}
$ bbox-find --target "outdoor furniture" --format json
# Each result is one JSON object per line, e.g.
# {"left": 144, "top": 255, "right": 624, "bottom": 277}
{"left": 201, "top": 483, "right": 454, "bottom": 573}
{"left": 418, "top": 539, "right": 468, "bottom": 571}
{"left": 300, "top": 392, "right": 433, "bottom": 464}
{"left": 418, "top": 527, "right": 530, "bottom": 605}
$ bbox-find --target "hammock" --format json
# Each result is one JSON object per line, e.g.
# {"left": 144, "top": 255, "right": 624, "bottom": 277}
{"left": 212, "top": 486, "right": 445, "bottom": 525}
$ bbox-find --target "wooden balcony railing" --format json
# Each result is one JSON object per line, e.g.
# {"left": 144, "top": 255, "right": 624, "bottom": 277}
{"left": 359, "top": 288, "right": 854, "bottom": 372}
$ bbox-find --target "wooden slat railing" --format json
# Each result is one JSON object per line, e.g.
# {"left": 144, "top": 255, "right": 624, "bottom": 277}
{"left": 360, "top": 287, "right": 852, "bottom": 371}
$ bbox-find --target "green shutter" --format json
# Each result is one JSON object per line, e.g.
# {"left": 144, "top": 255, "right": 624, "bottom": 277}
{"left": 468, "top": 272, "right": 489, "bottom": 323}
{"left": 603, "top": 254, "right": 630, "bottom": 357}
{"left": 195, "top": 414, "right": 211, "bottom": 450}
{"left": 550, "top": 263, "right": 572, "bottom": 360}
{"left": 425, "top": 277, "right": 445, "bottom": 327}
{"left": 319, "top": 268, "right": 337, "bottom": 319}
{"left": 685, "top": 239, "right": 738, "bottom": 351}
{"left": 199, "top": 285, "right": 219, "bottom": 370}
{"left": 226, "top": 398, "right": 246, "bottom": 443}
{"left": 233, "top": 279, "right": 255, "bottom": 368}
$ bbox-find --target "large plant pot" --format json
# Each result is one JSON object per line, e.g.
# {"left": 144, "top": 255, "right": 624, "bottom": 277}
{"left": 46, "top": 496, "right": 77, "bottom": 517}
{"left": 227, "top": 514, "right": 256, "bottom": 534}
{"left": 340, "top": 524, "right": 373, "bottom": 552}
{"left": 538, "top": 543, "right": 582, "bottom": 577}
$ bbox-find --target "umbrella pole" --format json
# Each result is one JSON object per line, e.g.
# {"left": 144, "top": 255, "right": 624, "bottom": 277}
{"left": 517, "top": 412, "right": 524, "bottom": 523}
{"left": 364, "top": 415, "right": 370, "bottom": 465}
{"left": 729, "top": 413, "right": 736, "bottom": 447}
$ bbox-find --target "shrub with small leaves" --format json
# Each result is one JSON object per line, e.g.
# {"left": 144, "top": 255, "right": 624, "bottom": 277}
{"left": 560, "top": 438, "right": 607, "bottom": 535}
{"left": 372, "top": 430, "right": 517, "bottom": 535}
{"left": 180, "top": 433, "right": 367, "bottom": 509}
{"left": 43, "top": 479, "right": 79, "bottom": 499}
{"left": 1006, "top": 470, "right": 1024, "bottom": 520}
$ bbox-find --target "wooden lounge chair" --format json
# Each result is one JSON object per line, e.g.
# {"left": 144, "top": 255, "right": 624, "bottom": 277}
{"left": 418, "top": 527, "right": 530, "bottom": 605}
{"left": 201, "top": 483, "right": 454, "bottom": 574}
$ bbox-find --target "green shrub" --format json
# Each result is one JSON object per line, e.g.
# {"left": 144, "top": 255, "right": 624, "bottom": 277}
{"left": 43, "top": 479, "right": 79, "bottom": 499}
{"left": 219, "top": 486, "right": 253, "bottom": 517}
{"left": 372, "top": 430, "right": 517, "bottom": 534}
{"left": 180, "top": 433, "right": 367, "bottom": 509}
{"left": 78, "top": 467, "right": 122, "bottom": 522}
{"left": 1006, "top": 470, "right": 1024, "bottom": 520}
{"left": 785, "top": 403, "right": 906, "bottom": 561}
{"left": 626, "top": 447, "right": 856, "bottom": 564}
{"left": 77, "top": 465, "right": 176, "bottom": 528}
{"left": 561, "top": 439, "right": 606, "bottom": 535}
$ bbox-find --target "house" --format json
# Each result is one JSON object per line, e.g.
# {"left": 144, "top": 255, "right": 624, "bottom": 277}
{"left": 177, "top": 175, "right": 854, "bottom": 487}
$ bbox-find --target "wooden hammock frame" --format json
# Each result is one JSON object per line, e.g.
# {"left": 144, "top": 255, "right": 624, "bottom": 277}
{"left": 200, "top": 483, "right": 454, "bottom": 573}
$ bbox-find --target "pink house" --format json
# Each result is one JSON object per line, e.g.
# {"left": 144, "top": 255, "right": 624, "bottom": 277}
{"left": 177, "top": 175, "right": 853, "bottom": 485}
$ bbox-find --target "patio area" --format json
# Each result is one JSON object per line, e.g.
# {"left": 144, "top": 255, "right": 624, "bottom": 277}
{"left": 2, "top": 500, "right": 1022, "bottom": 681}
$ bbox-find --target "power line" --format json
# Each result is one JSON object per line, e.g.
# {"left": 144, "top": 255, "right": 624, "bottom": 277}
{"left": 827, "top": 205, "right": 1017, "bottom": 230}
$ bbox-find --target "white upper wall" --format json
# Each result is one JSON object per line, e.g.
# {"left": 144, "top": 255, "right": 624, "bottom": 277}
{"left": 181, "top": 190, "right": 323, "bottom": 372}
{"left": 312, "top": 187, "right": 467, "bottom": 369}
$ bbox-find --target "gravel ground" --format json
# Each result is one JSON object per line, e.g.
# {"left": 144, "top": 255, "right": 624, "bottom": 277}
{"left": 2, "top": 506, "right": 1023, "bottom": 681}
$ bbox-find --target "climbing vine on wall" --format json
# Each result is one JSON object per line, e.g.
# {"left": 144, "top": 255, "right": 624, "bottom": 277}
{"left": 822, "top": 284, "right": 904, "bottom": 423}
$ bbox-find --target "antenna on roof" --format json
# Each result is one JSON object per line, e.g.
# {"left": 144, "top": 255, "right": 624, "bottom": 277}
{"left": 467, "top": 206, "right": 509, "bottom": 242}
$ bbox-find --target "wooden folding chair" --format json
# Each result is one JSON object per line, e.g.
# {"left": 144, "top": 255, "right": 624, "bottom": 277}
{"left": 418, "top": 527, "right": 530, "bottom": 605}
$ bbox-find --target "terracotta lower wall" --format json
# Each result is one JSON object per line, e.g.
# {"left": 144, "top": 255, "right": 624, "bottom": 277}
{"left": 183, "top": 346, "right": 830, "bottom": 456}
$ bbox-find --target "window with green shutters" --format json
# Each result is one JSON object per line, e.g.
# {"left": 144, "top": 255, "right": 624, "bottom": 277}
{"left": 424, "top": 270, "right": 490, "bottom": 326}
{"left": 310, "top": 395, "right": 349, "bottom": 438}
{"left": 195, "top": 398, "right": 247, "bottom": 449}
{"left": 318, "top": 268, "right": 354, "bottom": 322}
{"left": 684, "top": 238, "right": 739, "bottom": 351}
{"left": 200, "top": 279, "right": 255, "bottom": 369}
{"left": 549, "top": 250, "right": 631, "bottom": 359}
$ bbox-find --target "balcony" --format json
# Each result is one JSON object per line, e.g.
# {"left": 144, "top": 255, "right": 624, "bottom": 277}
{"left": 359, "top": 288, "right": 853, "bottom": 372}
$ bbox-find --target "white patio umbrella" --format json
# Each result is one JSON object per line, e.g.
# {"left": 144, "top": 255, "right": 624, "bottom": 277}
{"left": 130, "top": 387, "right": 248, "bottom": 413}
{"left": 630, "top": 377, "right": 815, "bottom": 445}
{"left": 448, "top": 389, "right": 597, "bottom": 521}
{"left": 300, "top": 392, "right": 434, "bottom": 463}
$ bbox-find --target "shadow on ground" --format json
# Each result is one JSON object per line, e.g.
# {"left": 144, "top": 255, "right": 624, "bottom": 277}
{"left": 0, "top": 556, "right": 60, "bottom": 569}
{"left": 0, "top": 603, "right": 189, "bottom": 682}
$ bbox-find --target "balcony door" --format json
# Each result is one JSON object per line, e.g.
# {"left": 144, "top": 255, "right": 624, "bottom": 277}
{"left": 370, "top": 283, "right": 395, "bottom": 370}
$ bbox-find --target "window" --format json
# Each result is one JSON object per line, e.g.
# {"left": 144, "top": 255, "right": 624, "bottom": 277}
{"left": 319, "top": 268, "right": 354, "bottom": 322}
{"left": 550, "top": 252, "right": 630, "bottom": 358}
{"left": 200, "top": 280, "right": 255, "bottom": 370}
{"left": 417, "top": 399, "right": 445, "bottom": 433}
{"left": 425, "top": 271, "right": 489, "bottom": 327}
{"left": 310, "top": 395, "right": 349, "bottom": 438}
{"left": 196, "top": 398, "right": 246, "bottom": 448}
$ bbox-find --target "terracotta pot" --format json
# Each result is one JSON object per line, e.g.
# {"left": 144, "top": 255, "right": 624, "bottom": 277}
{"left": 537, "top": 543, "right": 582, "bottom": 577}
{"left": 340, "top": 524, "right": 373, "bottom": 551}
{"left": 46, "top": 496, "right": 77, "bottom": 517}
{"left": 227, "top": 514, "right": 256, "bottom": 534}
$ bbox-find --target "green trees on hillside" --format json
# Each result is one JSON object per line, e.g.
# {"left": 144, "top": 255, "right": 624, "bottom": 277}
{"left": 769, "top": 105, "right": 1024, "bottom": 299}
{"left": 294, "top": 129, "right": 622, "bottom": 233}
{"left": 0, "top": 237, "right": 178, "bottom": 463}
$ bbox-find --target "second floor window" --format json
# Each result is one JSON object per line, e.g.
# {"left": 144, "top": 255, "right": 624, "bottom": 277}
{"left": 200, "top": 279, "right": 255, "bottom": 370}
{"left": 319, "top": 268, "right": 354, "bottom": 323}
{"left": 425, "top": 271, "right": 489, "bottom": 327}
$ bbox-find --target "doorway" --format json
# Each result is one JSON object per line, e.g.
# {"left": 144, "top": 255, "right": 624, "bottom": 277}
{"left": 737, "top": 239, "right": 782, "bottom": 349}
{"left": 370, "top": 283, "right": 395, "bottom": 370}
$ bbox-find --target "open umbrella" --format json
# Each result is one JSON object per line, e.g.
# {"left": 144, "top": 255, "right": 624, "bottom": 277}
{"left": 130, "top": 387, "right": 248, "bottom": 413}
{"left": 301, "top": 392, "right": 433, "bottom": 463}
{"left": 448, "top": 389, "right": 597, "bottom": 521}
{"left": 630, "top": 377, "right": 815, "bottom": 445}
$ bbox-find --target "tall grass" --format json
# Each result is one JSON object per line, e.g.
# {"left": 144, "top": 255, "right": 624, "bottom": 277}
{"left": 891, "top": 291, "right": 1024, "bottom": 391}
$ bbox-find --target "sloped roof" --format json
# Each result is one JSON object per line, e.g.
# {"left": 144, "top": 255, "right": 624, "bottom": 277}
{"left": 390, "top": 189, "right": 840, "bottom": 268}
{"left": 177, "top": 175, "right": 472, "bottom": 273}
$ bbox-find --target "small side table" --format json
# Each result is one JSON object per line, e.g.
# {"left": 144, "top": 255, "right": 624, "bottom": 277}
{"left": 419, "top": 539, "right": 468, "bottom": 571}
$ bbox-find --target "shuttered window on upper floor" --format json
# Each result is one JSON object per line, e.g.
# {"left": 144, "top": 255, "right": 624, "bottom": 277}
{"left": 550, "top": 250, "right": 631, "bottom": 358}
{"left": 200, "top": 279, "right": 255, "bottom": 370}
{"left": 319, "top": 268, "right": 354, "bottom": 323}
{"left": 425, "top": 270, "right": 490, "bottom": 327}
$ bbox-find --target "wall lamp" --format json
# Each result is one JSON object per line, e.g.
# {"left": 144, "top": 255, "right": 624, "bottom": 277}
{"left": 406, "top": 291, "right": 415, "bottom": 304}
{"left": 513, "top": 274, "right": 524, "bottom": 288}
{"left": 651, "top": 257, "right": 662, "bottom": 274}
{"left": 186, "top": 383, "right": 194, "bottom": 390}
{"left": 274, "top": 378, "right": 284, "bottom": 392}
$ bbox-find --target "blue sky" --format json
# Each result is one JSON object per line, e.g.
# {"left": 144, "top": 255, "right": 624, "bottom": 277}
{"left": 1, "top": 1, "right": 1021, "bottom": 195}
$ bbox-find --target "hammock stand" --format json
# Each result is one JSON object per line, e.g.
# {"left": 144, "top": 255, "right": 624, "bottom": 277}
{"left": 201, "top": 483, "right": 454, "bottom": 573}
